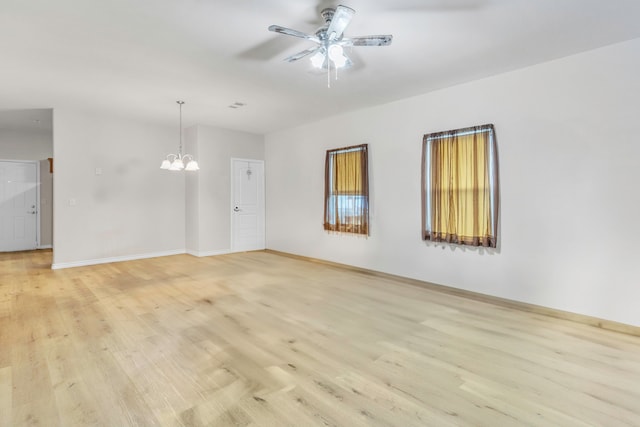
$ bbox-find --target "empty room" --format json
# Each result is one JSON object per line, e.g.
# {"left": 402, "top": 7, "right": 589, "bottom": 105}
{"left": 1, "top": 0, "right": 640, "bottom": 426}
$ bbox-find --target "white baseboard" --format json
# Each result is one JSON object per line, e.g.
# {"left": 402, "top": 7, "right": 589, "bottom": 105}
{"left": 51, "top": 249, "right": 186, "bottom": 270}
{"left": 38, "top": 245, "right": 53, "bottom": 250}
{"left": 186, "top": 249, "right": 232, "bottom": 257}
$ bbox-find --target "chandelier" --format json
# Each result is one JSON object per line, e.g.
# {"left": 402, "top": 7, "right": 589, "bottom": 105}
{"left": 160, "top": 101, "right": 199, "bottom": 171}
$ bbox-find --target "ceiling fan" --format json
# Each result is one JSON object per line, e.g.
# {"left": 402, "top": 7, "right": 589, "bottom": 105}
{"left": 268, "top": 5, "right": 393, "bottom": 85}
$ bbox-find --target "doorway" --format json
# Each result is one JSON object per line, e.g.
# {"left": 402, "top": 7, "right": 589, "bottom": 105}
{"left": 231, "top": 158, "right": 265, "bottom": 252}
{"left": 0, "top": 108, "right": 53, "bottom": 254}
{"left": 0, "top": 160, "right": 39, "bottom": 251}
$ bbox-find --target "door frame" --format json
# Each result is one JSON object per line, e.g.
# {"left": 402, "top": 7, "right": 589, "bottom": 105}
{"left": 0, "top": 159, "right": 41, "bottom": 250}
{"left": 230, "top": 158, "right": 265, "bottom": 252}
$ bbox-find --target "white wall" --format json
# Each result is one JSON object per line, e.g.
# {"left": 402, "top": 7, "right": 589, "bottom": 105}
{"left": 185, "top": 125, "right": 200, "bottom": 253}
{"left": 0, "top": 128, "right": 52, "bottom": 161}
{"left": 52, "top": 108, "right": 186, "bottom": 267}
{"left": 265, "top": 38, "right": 640, "bottom": 327}
{"left": 186, "top": 125, "right": 264, "bottom": 256}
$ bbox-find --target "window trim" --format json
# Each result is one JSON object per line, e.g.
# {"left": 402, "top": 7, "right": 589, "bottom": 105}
{"left": 323, "top": 143, "right": 369, "bottom": 235}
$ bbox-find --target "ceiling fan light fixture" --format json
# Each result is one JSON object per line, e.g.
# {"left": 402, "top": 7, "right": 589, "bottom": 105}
{"left": 328, "top": 44, "right": 348, "bottom": 68}
{"left": 269, "top": 5, "right": 392, "bottom": 85}
{"left": 328, "top": 44, "right": 342, "bottom": 60}
{"left": 333, "top": 55, "right": 348, "bottom": 69}
{"left": 310, "top": 50, "right": 325, "bottom": 68}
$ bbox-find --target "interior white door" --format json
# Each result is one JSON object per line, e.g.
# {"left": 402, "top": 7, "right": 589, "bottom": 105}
{"left": 0, "top": 161, "right": 38, "bottom": 252}
{"left": 231, "top": 159, "right": 265, "bottom": 252}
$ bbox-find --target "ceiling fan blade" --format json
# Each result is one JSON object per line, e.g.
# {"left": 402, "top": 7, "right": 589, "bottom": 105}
{"left": 326, "top": 5, "right": 355, "bottom": 41}
{"left": 342, "top": 35, "right": 393, "bottom": 47}
{"left": 284, "top": 47, "right": 321, "bottom": 62}
{"left": 268, "top": 25, "right": 320, "bottom": 43}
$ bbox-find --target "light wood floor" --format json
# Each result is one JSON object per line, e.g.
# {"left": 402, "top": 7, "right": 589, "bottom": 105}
{"left": 1, "top": 250, "right": 640, "bottom": 427}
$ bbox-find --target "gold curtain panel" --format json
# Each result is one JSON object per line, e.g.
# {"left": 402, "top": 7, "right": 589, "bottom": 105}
{"left": 422, "top": 125, "right": 499, "bottom": 247}
{"left": 324, "top": 144, "right": 369, "bottom": 235}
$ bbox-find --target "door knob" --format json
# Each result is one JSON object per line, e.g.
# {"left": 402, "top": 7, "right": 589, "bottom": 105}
{"left": 233, "top": 206, "right": 240, "bottom": 212}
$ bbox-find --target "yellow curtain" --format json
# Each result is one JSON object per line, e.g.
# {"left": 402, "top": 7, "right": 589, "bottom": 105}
{"left": 333, "top": 149, "right": 363, "bottom": 195}
{"left": 324, "top": 145, "right": 369, "bottom": 235}
{"left": 424, "top": 125, "right": 498, "bottom": 247}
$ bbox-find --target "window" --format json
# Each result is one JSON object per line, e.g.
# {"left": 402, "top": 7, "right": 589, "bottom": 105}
{"left": 422, "top": 124, "right": 499, "bottom": 247}
{"left": 324, "top": 144, "right": 369, "bottom": 235}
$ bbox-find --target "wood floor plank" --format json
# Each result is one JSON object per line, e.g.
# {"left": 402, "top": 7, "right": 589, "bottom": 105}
{"left": 1, "top": 249, "right": 640, "bottom": 426}
{"left": 0, "top": 366, "right": 11, "bottom": 427}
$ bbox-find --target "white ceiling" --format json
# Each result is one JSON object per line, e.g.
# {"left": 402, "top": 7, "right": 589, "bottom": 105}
{"left": 1, "top": 0, "right": 639, "bottom": 134}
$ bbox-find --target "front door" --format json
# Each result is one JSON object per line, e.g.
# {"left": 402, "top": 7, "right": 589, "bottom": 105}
{"left": 0, "top": 161, "right": 38, "bottom": 251}
{"left": 231, "top": 159, "right": 265, "bottom": 252}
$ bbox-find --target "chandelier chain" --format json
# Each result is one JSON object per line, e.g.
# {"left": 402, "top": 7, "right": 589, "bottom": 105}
{"left": 178, "top": 100, "right": 184, "bottom": 156}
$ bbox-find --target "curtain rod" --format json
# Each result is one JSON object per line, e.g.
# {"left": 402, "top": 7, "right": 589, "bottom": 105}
{"left": 425, "top": 124, "right": 494, "bottom": 141}
{"left": 426, "top": 128, "right": 493, "bottom": 141}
